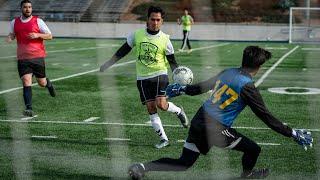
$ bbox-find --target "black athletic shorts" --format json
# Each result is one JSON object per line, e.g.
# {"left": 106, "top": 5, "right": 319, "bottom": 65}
{"left": 186, "top": 106, "right": 244, "bottom": 155}
{"left": 136, "top": 74, "right": 169, "bottom": 105}
{"left": 17, "top": 58, "right": 46, "bottom": 78}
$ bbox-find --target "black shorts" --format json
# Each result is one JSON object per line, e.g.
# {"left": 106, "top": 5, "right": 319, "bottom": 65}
{"left": 17, "top": 58, "right": 46, "bottom": 78}
{"left": 186, "top": 106, "right": 244, "bottom": 155}
{"left": 137, "top": 75, "right": 169, "bottom": 105}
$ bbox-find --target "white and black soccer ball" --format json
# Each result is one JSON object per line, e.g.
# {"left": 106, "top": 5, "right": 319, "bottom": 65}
{"left": 172, "top": 66, "right": 193, "bottom": 85}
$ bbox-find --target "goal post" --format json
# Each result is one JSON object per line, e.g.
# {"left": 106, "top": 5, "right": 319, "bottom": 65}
{"left": 289, "top": 7, "right": 320, "bottom": 43}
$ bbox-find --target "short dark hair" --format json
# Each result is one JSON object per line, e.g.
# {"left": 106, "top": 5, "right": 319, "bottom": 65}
{"left": 147, "top": 6, "right": 165, "bottom": 18}
{"left": 242, "top": 46, "right": 271, "bottom": 69}
{"left": 20, "top": 0, "right": 32, "bottom": 8}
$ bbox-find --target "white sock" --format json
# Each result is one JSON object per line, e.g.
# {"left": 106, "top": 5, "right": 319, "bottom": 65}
{"left": 150, "top": 113, "right": 168, "bottom": 141}
{"left": 167, "top": 102, "right": 181, "bottom": 115}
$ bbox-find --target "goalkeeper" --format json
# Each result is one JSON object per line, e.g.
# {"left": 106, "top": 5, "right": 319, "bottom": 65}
{"left": 128, "top": 46, "right": 313, "bottom": 179}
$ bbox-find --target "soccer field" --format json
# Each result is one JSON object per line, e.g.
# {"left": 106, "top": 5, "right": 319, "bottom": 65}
{"left": 0, "top": 38, "right": 319, "bottom": 179}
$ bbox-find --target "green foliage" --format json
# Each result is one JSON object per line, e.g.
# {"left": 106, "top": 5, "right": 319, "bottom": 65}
{"left": 277, "top": 0, "right": 298, "bottom": 11}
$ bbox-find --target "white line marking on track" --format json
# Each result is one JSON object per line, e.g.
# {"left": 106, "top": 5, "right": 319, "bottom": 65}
{"left": 255, "top": 45, "right": 299, "bottom": 87}
{"left": 104, "top": 138, "right": 131, "bottom": 141}
{"left": 0, "top": 119, "right": 319, "bottom": 132}
{"left": 0, "top": 43, "right": 229, "bottom": 95}
{"left": 83, "top": 117, "right": 100, "bottom": 122}
{"left": 31, "top": 135, "right": 57, "bottom": 139}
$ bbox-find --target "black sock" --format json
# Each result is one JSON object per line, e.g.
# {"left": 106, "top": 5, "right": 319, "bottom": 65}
{"left": 46, "top": 78, "right": 52, "bottom": 88}
{"left": 23, "top": 86, "right": 32, "bottom": 110}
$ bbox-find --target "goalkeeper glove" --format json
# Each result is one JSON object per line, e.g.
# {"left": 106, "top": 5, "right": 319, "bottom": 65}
{"left": 292, "top": 129, "right": 313, "bottom": 151}
{"left": 166, "top": 83, "right": 186, "bottom": 99}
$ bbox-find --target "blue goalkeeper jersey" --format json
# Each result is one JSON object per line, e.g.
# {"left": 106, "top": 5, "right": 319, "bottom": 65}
{"left": 203, "top": 68, "right": 253, "bottom": 127}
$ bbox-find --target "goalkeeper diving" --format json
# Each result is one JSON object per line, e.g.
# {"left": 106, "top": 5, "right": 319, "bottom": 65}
{"left": 128, "top": 46, "right": 313, "bottom": 179}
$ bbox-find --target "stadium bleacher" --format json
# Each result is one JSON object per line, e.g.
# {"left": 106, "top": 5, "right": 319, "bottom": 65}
{"left": 80, "top": 0, "right": 130, "bottom": 22}
{"left": 0, "top": 0, "right": 129, "bottom": 22}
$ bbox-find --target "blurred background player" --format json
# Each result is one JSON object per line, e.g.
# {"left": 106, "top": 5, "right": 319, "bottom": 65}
{"left": 5, "top": 0, "right": 56, "bottom": 117}
{"left": 128, "top": 46, "right": 313, "bottom": 179}
{"left": 100, "top": 6, "right": 188, "bottom": 149}
{"left": 177, "top": 9, "right": 194, "bottom": 52}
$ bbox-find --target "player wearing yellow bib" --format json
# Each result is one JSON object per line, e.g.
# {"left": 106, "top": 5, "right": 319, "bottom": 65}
{"left": 177, "top": 9, "right": 194, "bottom": 52}
{"left": 100, "top": 6, "right": 189, "bottom": 149}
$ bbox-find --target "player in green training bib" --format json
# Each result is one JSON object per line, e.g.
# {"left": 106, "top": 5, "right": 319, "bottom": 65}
{"left": 100, "top": 6, "right": 189, "bottom": 149}
{"left": 177, "top": 9, "right": 194, "bottom": 52}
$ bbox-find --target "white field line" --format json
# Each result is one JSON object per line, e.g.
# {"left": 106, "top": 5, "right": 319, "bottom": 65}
{"left": 83, "top": 117, "right": 100, "bottom": 122}
{"left": 185, "top": 43, "right": 230, "bottom": 52}
{"left": 176, "top": 139, "right": 281, "bottom": 146}
{"left": 0, "top": 45, "right": 115, "bottom": 60}
{"left": 255, "top": 45, "right": 299, "bottom": 87}
{"left": 0, "top": 43, "right": 229, "bottom": 95}
{"left": 104, "top": 138, "right": 131, "bottom": 141}
{"left": 20, "top": 115, "right": 38, "bottom": 121}
{"left": 0, "top": 60, "right": 135, "bottom": 95}
{"left": 31, "top": 135, "right": 57, "bottom": 139}
{"left": 265, "top": 47, "right": 288, "bottom": 50}
{"left": 301, "top": 48, "right": 320, "bottom": 51}
{"left": 257, "top": 142, "right": 281, "bottom": 146}
{"left": 0, "top": 119, "right": 319, "bottom": 132}
{"left": 0, "top": 41, "right": 78, "bottom": 47}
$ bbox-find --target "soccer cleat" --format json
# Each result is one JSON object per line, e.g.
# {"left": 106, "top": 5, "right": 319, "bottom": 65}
{"left": 23, "top": 109, "right": 34, "bottom": 117}
{"left": 155, "top": 139, "right": 169, "bottom": 149}
{"left": 46, "top": 78, "right": 56, "bottom": 97}
{"left": 177, "top": 106, "right": 189, "bottom": 128}
{"left": 128, "top": 163, "right": 145, "bottom": 180}
{"left": 241, "top": 168, "right": 269, "bottom": 179}
{"left": 187, "top": 49, "right": 193, "bottom": 54}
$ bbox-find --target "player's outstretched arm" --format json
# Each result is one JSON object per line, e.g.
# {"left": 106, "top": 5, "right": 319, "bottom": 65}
{"left": 99, "top": 42, "right": 132, "bottom": 72}
{"left": 166, "top": 83, "right": 186, "bottom": 99}
{"left": 166, "top": 54, "right": 178, "bottom": 72}
{"left": 166, "top": 75, "right": 219, "bottom": 98}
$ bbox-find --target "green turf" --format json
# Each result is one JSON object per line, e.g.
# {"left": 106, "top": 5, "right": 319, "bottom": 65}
{"left": 0, "top": 38, "right": 319, "bottom": 179}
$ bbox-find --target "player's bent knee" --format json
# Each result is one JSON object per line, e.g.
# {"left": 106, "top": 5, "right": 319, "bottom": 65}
{"left": 38, "top": 81, "right": 46, "bottom": 87}
{"left": 156, "top": 102, "right": 168, "bottom": 111}
{"left": 178, "top": 158, "right": 195, "bottom": 170}
{"left": 37, "top": 78, "right": 47, "bottom": 87}
{"left": 250, "top": 144, "right": 261, "bottom": 156}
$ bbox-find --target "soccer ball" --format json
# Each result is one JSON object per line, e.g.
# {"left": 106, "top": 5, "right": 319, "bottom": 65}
{"left": 172, "top": 66, "right": 193, "bottom": 85}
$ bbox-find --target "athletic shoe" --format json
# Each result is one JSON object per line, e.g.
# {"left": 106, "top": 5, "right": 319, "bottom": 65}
{"left": 177, "top": 106, "right": 189, "bottom": 128}
{"left": 128, "top": 163, "right": 145, "bottom": 180}
{"left": 241, "top": 168, "right": 269, "bottom": 179}
{"left": 46, "top": 78, "right": 56, "bottom": 97}
{"left": 187, "top": 49, "right": 193, "bottom": 53}
{"left": 23, "top": 109, "right": 34, "bottom": 117}
{"left": 155, "top": 139, "right": 169, "bottom": 149}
